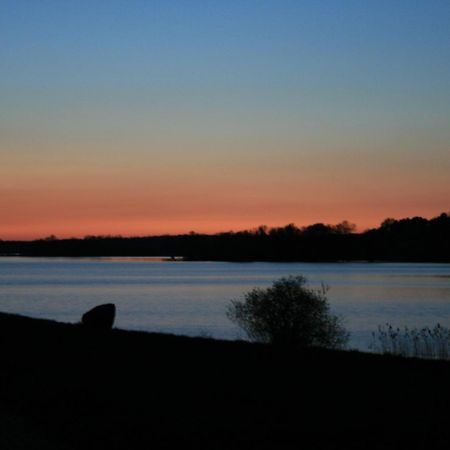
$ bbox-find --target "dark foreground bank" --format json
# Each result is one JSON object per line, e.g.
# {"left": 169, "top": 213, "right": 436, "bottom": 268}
{"left": 1, "top": 312, "right": 449, "bottom": 449}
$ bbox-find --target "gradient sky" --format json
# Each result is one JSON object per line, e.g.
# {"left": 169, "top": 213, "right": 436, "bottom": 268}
{"left": 1, "top": 0, "right": 449, "bottom": 239}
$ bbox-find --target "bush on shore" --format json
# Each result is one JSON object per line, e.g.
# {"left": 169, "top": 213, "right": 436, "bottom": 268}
{"left": 227, "top": 275, "right": 349, "bottom": 349}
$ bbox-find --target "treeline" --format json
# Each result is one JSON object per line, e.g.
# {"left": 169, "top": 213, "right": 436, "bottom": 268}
{"left": 1, "top": 213, "right": 449, "bottom": 261}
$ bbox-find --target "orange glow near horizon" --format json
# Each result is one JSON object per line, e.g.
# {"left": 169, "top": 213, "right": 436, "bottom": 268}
{"left": 2, "top": 134, "right": 450, "bottom": 240}
{"left": 1, "top": 155, "right": 448, "bottom": 240}
{"left": 2, "top": 140, "right": 450, "bottom": 239}
{"left": 1, "top": 209, "right": 448, "bottom": 241}
{"left": 2, "top": 131, "right": 449, "bottom": 241}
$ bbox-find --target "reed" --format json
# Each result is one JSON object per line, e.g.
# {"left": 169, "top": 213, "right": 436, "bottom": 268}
{"left": 370, "top": 323, "right": 450, "bottom": 360}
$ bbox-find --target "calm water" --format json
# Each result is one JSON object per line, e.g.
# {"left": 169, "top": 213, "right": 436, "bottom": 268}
{"left": 1, "top": 257, "right": 449, "bottom": 350}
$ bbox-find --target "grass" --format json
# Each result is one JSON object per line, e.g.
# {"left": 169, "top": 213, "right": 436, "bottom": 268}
{"left": 371, "top": 323, "right": 450, "bottom": 360}
{"left": 1, "top": 311, "right": 450, "bottom": 449}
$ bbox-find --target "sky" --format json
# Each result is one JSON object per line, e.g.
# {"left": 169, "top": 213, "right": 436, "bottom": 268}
{"left": 1, "top": 0, "right": 449, "bottom": 239}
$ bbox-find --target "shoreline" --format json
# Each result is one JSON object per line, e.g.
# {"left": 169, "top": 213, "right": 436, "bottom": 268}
{"left": 1, "top": 254, "right": 450, "bottom": 263}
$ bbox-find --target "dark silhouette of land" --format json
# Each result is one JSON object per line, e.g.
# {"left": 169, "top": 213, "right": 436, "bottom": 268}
{"left": 1, "top": 311, "right": 449, "bottom": 449}
{"left": 1, "top": 212, "right": 449, "bottom": 261}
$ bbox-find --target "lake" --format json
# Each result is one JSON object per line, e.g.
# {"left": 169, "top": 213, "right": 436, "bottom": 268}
{"left": 0, "top": 257, "right": 449, "bottom": 350}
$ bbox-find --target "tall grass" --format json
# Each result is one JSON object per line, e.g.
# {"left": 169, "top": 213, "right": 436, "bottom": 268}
{"left": 370, "top": 324, "right": 450, "bottom": 360}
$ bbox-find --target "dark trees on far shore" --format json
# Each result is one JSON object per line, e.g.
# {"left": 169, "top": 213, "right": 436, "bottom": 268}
{"left": 1, "top": 212, "right": 449, "bottom": 262}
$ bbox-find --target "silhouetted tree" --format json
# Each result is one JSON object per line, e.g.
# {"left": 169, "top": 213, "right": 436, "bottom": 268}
{"left": 302, "top": 223, "right": 334, "bottom": 236}
{"left": 227, "top": 276, "right": 349, "bottom": 348}
{"left": 380, "top": 218, "right": 396, "bottom": 230}
{"left": 333, "top": 220, "right": 356, "bottom": 234}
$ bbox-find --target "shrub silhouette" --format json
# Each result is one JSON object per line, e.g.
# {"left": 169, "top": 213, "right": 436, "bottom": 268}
{"left": 227, "top": 276, "right": 349, "bottom": 348}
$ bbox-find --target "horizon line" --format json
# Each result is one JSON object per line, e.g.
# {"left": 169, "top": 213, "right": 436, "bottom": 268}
{"left": 3, "top": 211, "right": 448, "bottom": 242}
